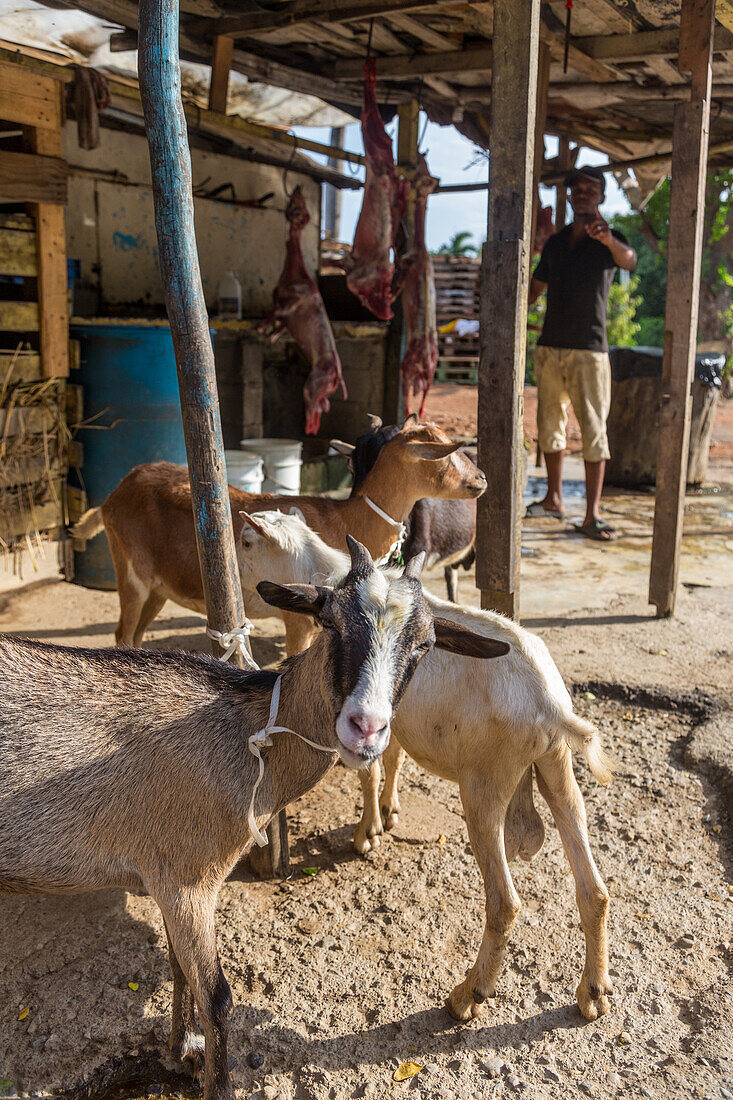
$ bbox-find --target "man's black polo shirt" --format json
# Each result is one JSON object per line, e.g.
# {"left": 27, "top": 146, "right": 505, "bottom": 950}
{"left": 532, "top": 224, "right": 629, "bottom": 352}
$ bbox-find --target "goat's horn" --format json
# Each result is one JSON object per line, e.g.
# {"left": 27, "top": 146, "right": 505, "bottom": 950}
{"left": 346, "top": 534, "right": 374, "bottom": 573}
{"left": 403, "top": 551, "right": 426, "bottom": 580}
{"left": 402, "top": 412, "right": 419, "bottom": 429}
{"left": 367, "top": 413, "right": 383, "bottom": 430}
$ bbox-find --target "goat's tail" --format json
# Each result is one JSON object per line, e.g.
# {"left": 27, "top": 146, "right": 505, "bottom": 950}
{"left": 70, "top": 507, "right": 104, "bottom": 542}
{"left": 562, "top": 712, "right": 613, "bottom": 785}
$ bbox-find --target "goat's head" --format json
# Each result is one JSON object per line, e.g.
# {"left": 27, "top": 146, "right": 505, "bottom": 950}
{"left": 256, "top": 535, "right": 509, "bottom": 769}
{"left": 238, "top": 508, "right": 324, "bottom": 594}
{"left": 359, "top": 413, "right": 486, "bottom": 501}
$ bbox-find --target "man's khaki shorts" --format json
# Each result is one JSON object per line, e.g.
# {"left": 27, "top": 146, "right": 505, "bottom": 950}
{"left": 534, "top": 346, "right": 611, "bottom": 463}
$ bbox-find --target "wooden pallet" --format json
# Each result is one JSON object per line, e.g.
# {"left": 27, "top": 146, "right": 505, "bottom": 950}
{"left": 436, "top": 356, "right": 479, "bottom": 384}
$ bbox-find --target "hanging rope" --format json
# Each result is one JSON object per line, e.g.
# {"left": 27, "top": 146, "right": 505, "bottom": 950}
{"left": 281, "top": 137, "right": 299, "bottom": 200}
{"left": 563, "top": 0, "right": 573, "bottom": 74}
{"left": 366, "top": 18, "right": 375, "bottom": 61}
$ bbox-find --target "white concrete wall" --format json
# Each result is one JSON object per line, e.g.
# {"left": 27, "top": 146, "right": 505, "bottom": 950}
{"left": 63, "top": 123, "right": 321, "bottom": 316}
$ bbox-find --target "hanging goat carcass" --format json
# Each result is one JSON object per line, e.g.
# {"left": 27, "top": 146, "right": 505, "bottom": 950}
{"left": 394, "top": 153, "right": 439, "bottom": 416}
{"left": 345, "top": 59, "right": 408, "bottom": 320}
{"left": 262, "top": 186, "right": 346, "bottom": 434}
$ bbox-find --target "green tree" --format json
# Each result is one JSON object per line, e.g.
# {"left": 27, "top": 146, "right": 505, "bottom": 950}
{"left": 435, "top": 231, "right": 479, "bottom": 257}
{"left": 607, "top": 276, "right": 641, "bottom": 347}
{"left": 611, "top": 171, "right": 733, "bottom": 353}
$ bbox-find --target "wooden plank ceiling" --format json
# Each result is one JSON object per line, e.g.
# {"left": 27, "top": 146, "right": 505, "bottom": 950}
{"left": 52, "top": 0, "right": 733, "bottom": 168}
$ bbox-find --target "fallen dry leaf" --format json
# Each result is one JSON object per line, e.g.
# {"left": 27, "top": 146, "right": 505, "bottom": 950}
{"left": 128, "top": 982, "right": 139, "bottom": 991}
{"left": 393, "top": 1061, "right": 423, "bottom": 1082}
{"left": 17, "top": 1008, "right": 29, "bottom": 1021}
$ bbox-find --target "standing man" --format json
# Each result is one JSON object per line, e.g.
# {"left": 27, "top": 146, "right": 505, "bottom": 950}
{"left": 527, "top": 165, "right": 637, "bottom": 540}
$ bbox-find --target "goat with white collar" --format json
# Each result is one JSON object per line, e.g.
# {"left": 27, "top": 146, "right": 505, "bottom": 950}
{"left": 0, "top": 538, "right": 506, "bottom": 1100}
{"left": 237, "top": 509, "right": 614, "bottom": 1025}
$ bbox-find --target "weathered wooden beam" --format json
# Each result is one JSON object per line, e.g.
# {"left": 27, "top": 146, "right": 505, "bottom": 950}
{"left": 208, "top": 34, "right": 233, "bottom": 112}
{"left": 107, "top": 81, "right": 365, "bottom": 186}
{"left": 138, "top": 0, "right": 288, "bottom": 874}
{"left": 539, "top": 22, "right": 621, "bottom": 83}
{"left": 649, "top": 0, "right": 715, "bottom": 619}
{"left": 0, "top": 150, "right": 68, "bottom": 205}
{"left": 214, "top": 0, "right": 440, "bottom": 37}
{"left": 572, "top": 23, "right": 733, "bottom": 62}
{"left": 333, "top": 43, "right": 491, "bottom": 79}
{"left": 476, "top": 0, "right": 540, "bottom": 622}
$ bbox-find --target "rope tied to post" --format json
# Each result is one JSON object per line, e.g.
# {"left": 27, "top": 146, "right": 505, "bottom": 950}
{"left": 246, "top": 675, "right": 338, "bottom": 846}
{"left": 207, "top": 621, "right": 260, "bottom": 671}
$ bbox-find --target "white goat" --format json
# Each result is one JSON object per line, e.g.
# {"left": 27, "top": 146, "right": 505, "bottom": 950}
{"left": 237, "top": 509, "right": 614, "bottom": 1024}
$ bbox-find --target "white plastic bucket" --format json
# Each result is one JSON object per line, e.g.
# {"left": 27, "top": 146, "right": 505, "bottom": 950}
{"left": 240, "top": 438, "right": 303, "bottom": 495}
{"left": 225, "top": 449, "right": 263, "bottom": 493}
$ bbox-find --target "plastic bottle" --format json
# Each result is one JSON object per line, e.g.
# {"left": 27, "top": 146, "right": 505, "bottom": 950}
{"left": 217, "top": 270, "right": 242, "bottom": 320}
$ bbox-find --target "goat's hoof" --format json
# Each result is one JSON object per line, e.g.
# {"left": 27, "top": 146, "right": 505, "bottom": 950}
{"left": 446, "top": 982, "right": 487, "bottom": 1022}
{"left": 576, "top": 975, "right": 613, "bottom": 1021}
{"left": 172, "top": 1031, "right": 205, "bottom": 1077}
{"left": 353, "top": 826, "right": 381, "bottom": 855}
{"left": 381, "top": 805, "right": 399, "bottom": 830}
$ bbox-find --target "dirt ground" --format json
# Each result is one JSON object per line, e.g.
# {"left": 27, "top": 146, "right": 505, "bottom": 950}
{"left": 422, "top": 382, "right": 733, "bottom": 463}
{"left": 1, "top": 397, "right": 732, "bottom": 1100}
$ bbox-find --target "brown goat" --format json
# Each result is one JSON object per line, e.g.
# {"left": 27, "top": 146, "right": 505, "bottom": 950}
{"left": 0, "top": 539, "right": 508, "bottom": 1100}
{"left": 72, "top": 416, "right": 486, "bottom": 656}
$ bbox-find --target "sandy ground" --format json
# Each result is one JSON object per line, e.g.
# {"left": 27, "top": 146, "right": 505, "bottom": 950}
{"left": 422, "top": 382, "right": 733, "bottom": 463}
{"left": 0, "top": 399, "right": 732, "bottom": 1100}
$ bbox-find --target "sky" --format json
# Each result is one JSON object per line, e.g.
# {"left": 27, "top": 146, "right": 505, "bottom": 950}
{"left": 293, "top": 116, "right": 631, "bottom": 252}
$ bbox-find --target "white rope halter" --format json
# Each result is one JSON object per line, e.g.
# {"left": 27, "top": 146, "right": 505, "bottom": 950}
{"left": 206, "top": 622, "right": 260, "bottom": 671}
{"left": 246, "top": 674, "right": 337, "bottom": 846}
{"left": 363, "top": 495, "right": 407, "bottom": 566}
{"left": 207, "top": 620, "right": 336, "bottom": 847}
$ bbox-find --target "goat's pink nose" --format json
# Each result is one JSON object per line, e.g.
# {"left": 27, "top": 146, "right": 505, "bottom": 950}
{"left": 348, "top": 713, "right": 388, "bottom": 744}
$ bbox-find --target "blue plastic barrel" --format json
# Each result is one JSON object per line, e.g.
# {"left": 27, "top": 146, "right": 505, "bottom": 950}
{"left": 70, "top": 321, "right": 189, "bottom": 589}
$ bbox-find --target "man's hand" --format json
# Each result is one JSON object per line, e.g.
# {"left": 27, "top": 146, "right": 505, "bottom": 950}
{"left": 585, "top": 205, "right": 613, "bottom": 247}
{"left": 585, "top": 204, "right": 637, "bottom": 271}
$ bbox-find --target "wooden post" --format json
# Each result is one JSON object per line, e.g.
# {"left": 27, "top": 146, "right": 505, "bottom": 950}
{"left": 555, "top": 136, "right": 571, "bottom": 230}
{"left": 382, "top": 99, "right": 419, "bottom": 424}
{"left": 138, "top": 0, "right": 287, "bottom": 876}
{"left": 475, "top": 0, "right": 540, "bottom": 620}
{"left": 324, "top": 126, "right": 344, "bottom": 239}
{"left": 530, "top": 42, "right": 551, "bottom": 255}
{"left": 209, "top": 35, "right": 233, "bottom": 113}
{"left": 649, "top": 0, "right": 715, "bottom": 618}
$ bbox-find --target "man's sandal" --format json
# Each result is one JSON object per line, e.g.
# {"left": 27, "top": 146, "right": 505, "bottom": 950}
{"left": 525, "top": 499, "right": 564, "bottom": 519}
{"left": 575, "top": 518, "right": 616, "bottom": 542}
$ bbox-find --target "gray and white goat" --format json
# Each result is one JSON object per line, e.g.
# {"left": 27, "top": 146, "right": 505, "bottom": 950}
{"left": 238, "top": 511, "right": 614, "bottom": 1024}
{"left": 0, "top": 537, "right": 506, "bottom": 1100}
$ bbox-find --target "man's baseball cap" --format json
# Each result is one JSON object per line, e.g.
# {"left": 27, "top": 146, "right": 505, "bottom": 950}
{"left": 564, "top": 165, "right": 606, "bottom": 194}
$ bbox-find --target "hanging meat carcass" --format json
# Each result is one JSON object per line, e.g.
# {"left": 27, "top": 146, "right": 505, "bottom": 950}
{"left": 262, "top": 186, "right": 346, "bottom": 435}
{"left": 345, "top": 58, "right": 408, "bottom": 320}
{"left": 395, "top": 153, "right": 439, "bottom": 417}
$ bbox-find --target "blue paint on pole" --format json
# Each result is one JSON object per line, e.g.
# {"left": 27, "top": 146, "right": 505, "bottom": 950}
{"left": 138, "top": 0, "right": 246, "bottom": 643}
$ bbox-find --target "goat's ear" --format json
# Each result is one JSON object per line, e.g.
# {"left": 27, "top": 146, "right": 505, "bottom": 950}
{"left": 433, "top": 618, "right": 511, "bottom": 660}
{"left": 240, "top": 511, "right": 280, "bottom": 544}
{"left": 367, "top": 413, "right": 383, "bottom": 430}
{"left": 403, "top": 551, "right": 426, "bottom": 579}
{"left": 330, "top": 439, "right": 355, "bottom": 457}
{"left": 256, "top": 581, "right": 330, "bottom": 618}
{"left": 406, "top": 441, "right": 461, "bottom": 461}
{"left": 401, "top": 412, "right": 420, "bottom": 430}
